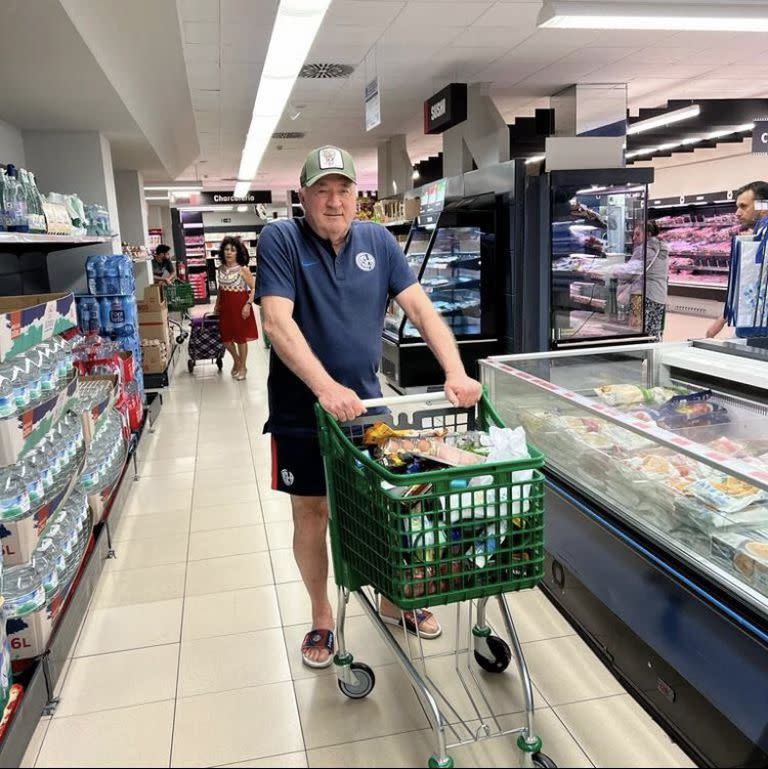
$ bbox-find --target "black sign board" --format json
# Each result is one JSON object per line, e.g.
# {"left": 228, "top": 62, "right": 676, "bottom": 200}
{"left": 753, "top": 121, "right": 768, "bottom": 154}
{"left": 424, "top": 83, "right": 468, "bottom": 135}
{"left": 419, "top": 178, "right": 448, "bottom": 225}
{"left": 198, "top": 190, "right": 272, "bottom": 205}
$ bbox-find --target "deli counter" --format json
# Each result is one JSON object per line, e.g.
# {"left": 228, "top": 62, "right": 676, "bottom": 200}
{"left": 480, "top": 341, "right": 768, "bottom": 768}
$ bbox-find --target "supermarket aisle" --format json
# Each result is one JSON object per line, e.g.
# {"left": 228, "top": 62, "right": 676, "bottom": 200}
{"left": 22, "top": 338, "right": 695, "bottom": 769}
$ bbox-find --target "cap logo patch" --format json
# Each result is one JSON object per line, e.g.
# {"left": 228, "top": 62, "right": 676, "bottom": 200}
{"left": 319, "top": 147, "right": 344, "bottom": 170}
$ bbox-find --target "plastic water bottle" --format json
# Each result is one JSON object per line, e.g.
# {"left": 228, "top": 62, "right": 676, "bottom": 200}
{"left": 26, "top": 447, "right": 54, "bottom": 495}
{"left": 32, "top": 538, "right": 62, "bottom": 602}
{"left": 4, "top": 165, "right": 27, "bottom": 232}
{"left": 20, "top": 455, "right": 45, "bottom": 508}
{"left": 117, "top": 255, "right": 134, "bottom": 294}
{"left": 0, "top": 365, "right": 15, "bottom": 419}
{"left": 103, "top": 256, "right": 120, "bottom": 294}
{"left": 34, "top": 344, "right": 58, "bottom": 394}
{"left": 0, "top": 467, "right": 31, "bottom": 520}
{"left": 2, "top": 564, "right": 46, "bottom": 619}
{"left": 99, "top": 297, "right": 114, "bottom": 336}
{"left": 121, "top": 296, "right": 137, "bottom": 337}
{"left": 18, "top": 354, "right": 41, "bottom": 404}
{"left": 86, "top": 256, "right": 100, "bottom": 295}
{"left": 108, "top": 297, "right": 126, "bottom": 337}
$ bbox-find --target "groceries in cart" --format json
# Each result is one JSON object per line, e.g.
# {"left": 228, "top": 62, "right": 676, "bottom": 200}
{"left": 360, "top": 420, "right": 535, "bottom": 583}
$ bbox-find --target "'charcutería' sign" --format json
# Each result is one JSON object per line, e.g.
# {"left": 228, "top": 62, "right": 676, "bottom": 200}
{"left": 753, "top": 121, "right": 768, "bottom": 154}
{"left": 198, "top": 190, "right": 272, "bottom": 205}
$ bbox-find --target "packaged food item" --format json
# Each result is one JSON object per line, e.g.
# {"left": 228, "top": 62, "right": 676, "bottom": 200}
{"left": 711, "top": 528, "right": 768, "bottom": 594}
{"left": 445, "top": 430, "right": 493, "bottom": 456}
{"left": 689, "top": 475, "right": 767, "bottom": 513}
{"left": 708, "top": 436, "right": 748, "bottom": 457}
{"left": 381, "top": 437, "right": 484, "bottom": 467}
{"left": 363, "top": 422, "right": 448, "bottom": 446}
{"left": 593, "top": 384, "right": 686, "bottom": 407}
{"left": 656, "top": 390, "right": 730, "bottom": 430}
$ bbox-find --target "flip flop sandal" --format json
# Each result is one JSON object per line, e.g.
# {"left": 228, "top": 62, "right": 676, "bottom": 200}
{"left": 381, "top": 609, "right": 442, "bottom": 639}
{"left": 301, "top": 628, "right": 335, "bottom": 669}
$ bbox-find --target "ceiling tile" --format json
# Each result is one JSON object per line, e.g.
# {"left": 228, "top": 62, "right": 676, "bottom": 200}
{"left": 472, "top": 2, "right": 541, "bottom": 28}
{"left": 184, "top": 43, "right": 219, "bottom": 64}
{"left": 322, "top": 1, "right": 405, "bottom": 28}
{"left": 455, "top": 25, "right": 532, "bottom": 48}
{"left": 219, "top": 0, "right": 278, "bottom": 26}
{"left": 378, "top": 22, "right": 459, "bottom": 47}
{"left": 393, "top": 1, "right": 492, "bottom": 27}
{"left": 194, "top": 110, "right": 220, "bottom": 132}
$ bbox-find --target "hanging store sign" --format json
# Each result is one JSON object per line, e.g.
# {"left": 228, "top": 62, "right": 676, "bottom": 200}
{"left": 424, "top": 83, "right": 468, "bottom": 135}
{"left": 196, "top": 190, "right": 272, "bottom": 205}
{"left": 752, "top": 121, "right": 768, "bottom": 154}
{"left": 365, "top": 77, "right": 381, "bottom": 132}
{"left": 419, "top": 178, "right": 448, "bottom": 225}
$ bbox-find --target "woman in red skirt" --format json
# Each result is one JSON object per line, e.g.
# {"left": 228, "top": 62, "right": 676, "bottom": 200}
{"left": 214, "top": 236, "right": 258, "bottom": 379}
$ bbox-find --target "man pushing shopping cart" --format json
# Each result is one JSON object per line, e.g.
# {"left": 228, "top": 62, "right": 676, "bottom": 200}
{"left": 257, "top": 146, "right": 554, "bottom": 767}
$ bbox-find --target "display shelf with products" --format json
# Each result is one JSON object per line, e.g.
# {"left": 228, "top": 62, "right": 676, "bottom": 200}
{"left": 481, "top": 342, "right": 768, "bottom": 767}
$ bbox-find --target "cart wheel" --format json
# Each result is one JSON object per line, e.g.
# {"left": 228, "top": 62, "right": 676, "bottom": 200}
{"left": 427, "top": 756, "right": 454, "bottom": 768}
{"left": 474, "top": 635, "right": 512, "bottom": 673}
{"left": 337, "top": 662, "right": 375, "bottom": 699}
{"left": 216, "top": 357, "right": 223, "bottom": 371}
{"left": 532, "top": 753, "right": 557, "bottom": 768}
{"left": 176, "top": 334, "right": 185, "bottom": 344}
{"left": 187, "top": 359, "right": 195, "bottom": 373}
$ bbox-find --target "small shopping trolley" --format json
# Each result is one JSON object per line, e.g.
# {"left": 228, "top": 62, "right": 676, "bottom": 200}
{"left": 187, "top": 313, "right": 224, "bottom": 373}
{"left": 316, "top": 392, "right": 555, "bottom": 769}
{"left": 164, "top": 281, "right": 195, "bottom": 344}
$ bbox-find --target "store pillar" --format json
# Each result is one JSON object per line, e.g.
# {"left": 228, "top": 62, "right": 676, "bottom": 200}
{"left": 114, "top": 170, "right": 148, "bottom": 249}
{"left": 441, "top": 83, "right": 509, "bottom": 178}
{"left": 377, "top": 135, "right": 413, "bottom": 198}
{"left": 545, "top": 84, "right": 627, "bottom": 170}
{"left": 22, "top": 130, "right": 122, "bottom": 293}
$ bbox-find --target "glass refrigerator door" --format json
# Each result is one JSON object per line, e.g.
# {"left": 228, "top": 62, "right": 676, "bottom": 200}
{"left": 551, "top": 182, "right": 648, "bottom": 344}
{"left": 384, "top": 223, "right": 433, "bottom": 336}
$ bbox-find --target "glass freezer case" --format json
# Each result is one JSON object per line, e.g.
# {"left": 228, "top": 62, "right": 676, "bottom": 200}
{"left": 480, "top": 343, "right": 768, "bottom": 767}
{"left": 382, "top": 192, "right": 504, "bottom": 390}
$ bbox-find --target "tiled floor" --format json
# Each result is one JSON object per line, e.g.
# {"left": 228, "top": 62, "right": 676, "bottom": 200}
{"left": 22, "top": 333, "right": 696, "bottom": 768}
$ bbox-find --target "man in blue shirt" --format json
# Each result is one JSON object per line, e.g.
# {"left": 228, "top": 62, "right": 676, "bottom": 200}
{"left": 257, "top": 145, "right": 482, "bottom": 668}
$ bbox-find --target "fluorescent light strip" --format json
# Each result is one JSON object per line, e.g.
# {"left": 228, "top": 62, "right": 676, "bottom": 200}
{"left": 538, "top": 1, "right": 768, "bottom": 31}
{"left": 145, "top": 196, "right": 170, "bottom": 201}
{"left": 144, "top": 186, "right": 203, "bottom": 193}
{"left": 235, "top": 0, "right": 331, "bottom": 196}
{"left": 627, "top": 124, "right": 754, "bottom": 159}
{"left": 627, "top": 105, "right": 700, "bottom": 136}
{"left": 525, "top": 155, "right": 545, "bottom": 165}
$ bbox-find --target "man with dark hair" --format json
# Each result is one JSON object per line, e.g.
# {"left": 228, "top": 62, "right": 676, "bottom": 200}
{"left": 706, "top": 181, "right": 768, "bottom": 337}
{"left": 152, "top": 244, "right": 176, "bottom": 285}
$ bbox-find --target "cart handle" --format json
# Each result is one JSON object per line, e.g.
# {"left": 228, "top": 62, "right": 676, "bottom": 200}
{"left": 360, "top": 393, "right": 453, "bottom": 409}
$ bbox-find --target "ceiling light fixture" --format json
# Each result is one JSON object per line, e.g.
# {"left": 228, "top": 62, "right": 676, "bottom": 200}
{"left": 627, "top": 104, "right": 700, "bottom": 135}
{"left": 627, "top": 123, "right": 755, "bottom": 159}
{"left": 234, "top": 0, "right": 331, "bottom": 197}
{"left": 144, "top": 186, "right": 203, "bottom": 193}
{"left": 525, "top": 155, "right": 545, "bottom": 165}
{"left": 538, "top": 1, "right": 768, "bottom": 31}
{"left": 145, "top": 195, "right": 170, "bottom": 201}
{"left": 412, "top": 169, "right": 420, "bottom": 180}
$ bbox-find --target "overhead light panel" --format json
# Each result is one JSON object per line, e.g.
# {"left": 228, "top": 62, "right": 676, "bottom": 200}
{"left": 145, "top": 195, "right": 170, "bottom": 201}
{"left": 234, "top": 0, "right": 331, "bottom": 197}
{"left": 538, "top": 1, "right": 768, "bottom": 31}
{"left": 144, "top": 186, "right": 203, "bottom": 193}
{"left": 627, "top": 105, "right": 700, "bottom": 136}
{"left": 525, "top": 155, "right": 545, "bottom": 165}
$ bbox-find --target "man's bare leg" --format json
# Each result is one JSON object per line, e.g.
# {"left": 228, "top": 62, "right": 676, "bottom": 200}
{"left": 291, "top": 495, "right": 334, "bottom": 664}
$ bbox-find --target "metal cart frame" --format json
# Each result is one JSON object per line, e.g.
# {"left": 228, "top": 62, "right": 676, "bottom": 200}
{"left": 316, "top": 393, "right": 556, "bottom": 769}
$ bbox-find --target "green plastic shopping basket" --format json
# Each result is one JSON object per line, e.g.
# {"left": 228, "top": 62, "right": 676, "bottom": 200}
{"left": 164, "top": 281, "right": 195, "bottom": 312}
{"left": 316, "top": 393, "right": 546, "bottom": 611}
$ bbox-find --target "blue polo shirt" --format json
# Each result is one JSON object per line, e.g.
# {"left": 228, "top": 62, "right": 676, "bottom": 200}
{"left": 256, "top": 217, "right": 417, "bottom": 435}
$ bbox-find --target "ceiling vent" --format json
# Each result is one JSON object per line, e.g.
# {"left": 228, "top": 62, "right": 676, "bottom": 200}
{"left": 272, "top": 132, "right": 306, "bottom": 139}
{"left": 299, "top": 63, "right": 354, "bottom": 79}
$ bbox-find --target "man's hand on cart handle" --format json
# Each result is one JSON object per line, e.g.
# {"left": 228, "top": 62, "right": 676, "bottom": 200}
{"left": 318, "top": 381, "right": 366, "bottom": 422}
{"left": 444, "top": 373, "right": 483, "bottom": 408}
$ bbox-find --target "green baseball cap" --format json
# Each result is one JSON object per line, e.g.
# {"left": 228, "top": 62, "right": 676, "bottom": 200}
{"left": 300, "top": 145, "right": 357, "bottom": 187}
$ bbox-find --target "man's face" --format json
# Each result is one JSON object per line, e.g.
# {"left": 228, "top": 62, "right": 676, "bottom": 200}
{"left": 736, "top": 190, "right": 757, "bottom": 228}
{"left": 300, "top": 174, "right": 357, "bottom": 243}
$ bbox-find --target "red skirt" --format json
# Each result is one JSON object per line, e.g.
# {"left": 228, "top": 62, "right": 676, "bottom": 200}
{"left": 218, "top": 290, "right": 258, "bottom": 343}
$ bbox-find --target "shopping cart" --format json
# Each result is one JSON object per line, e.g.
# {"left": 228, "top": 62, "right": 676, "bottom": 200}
{"left": 164, "top": 281, "right": 195, "bottom": 344}
{"left": 316, "top": 392, "right": 554, "bottom": 769}
{"left": 187, "top": 312, "right": 224, "bottom": 373}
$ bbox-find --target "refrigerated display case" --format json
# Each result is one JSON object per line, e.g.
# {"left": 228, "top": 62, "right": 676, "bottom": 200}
{"left": 480, "top": 342, "right": 768, "bottom": 767}
{"left": 518, "top": 168, "right": 655, "bottom": 352}
{"left": 382, "top": 166, "right": 515, "bottom": 390}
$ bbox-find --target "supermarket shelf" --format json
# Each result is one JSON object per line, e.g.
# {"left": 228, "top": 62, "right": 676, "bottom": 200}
{"left": 0, "top": 234, "right": 112, "bottom": 251}
{"left": 669, "top": 280, "right": 728, "bottom": 290}
{"left": 382, "top": 218, "right": 413, "bottom": 228}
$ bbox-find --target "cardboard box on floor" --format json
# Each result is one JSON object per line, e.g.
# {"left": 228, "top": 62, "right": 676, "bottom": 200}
{"left": 142, "top": 344, "right": 167, "bottom": 373}
{"left": 139, "top": 303, "right": 170, "bottom": 346}
{"left": 136, "top": 283, "right": 164, "bottom": 313}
